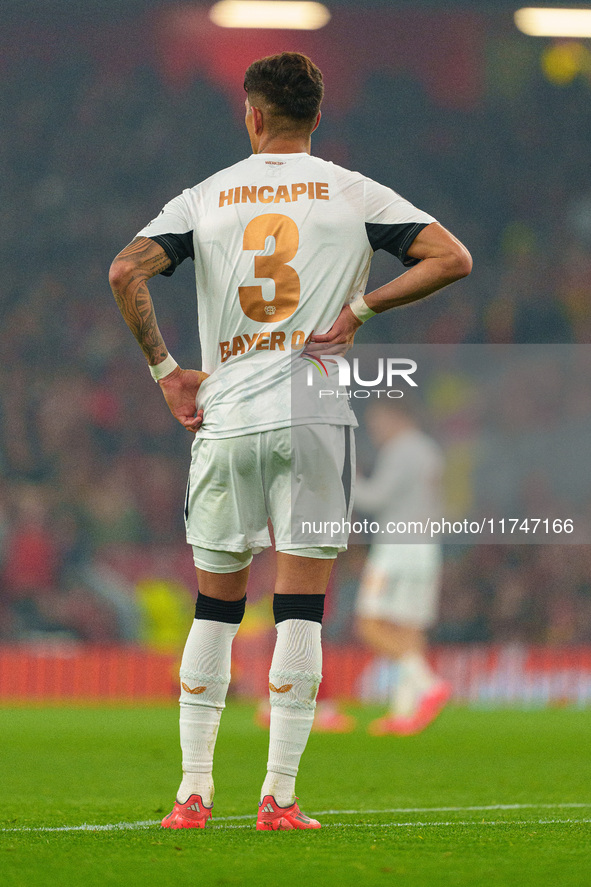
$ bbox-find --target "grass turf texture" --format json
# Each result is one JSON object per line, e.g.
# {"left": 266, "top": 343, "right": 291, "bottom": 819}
{"left": 1, "top": 704, "right": 590, "bottom": 886}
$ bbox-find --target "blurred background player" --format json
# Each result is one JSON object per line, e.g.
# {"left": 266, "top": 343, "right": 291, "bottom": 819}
{"left": 355, "top": 401, "right": 451, "bottom": 736}
{"left": 109, "top": 52, "right": 470, "bottom": 831}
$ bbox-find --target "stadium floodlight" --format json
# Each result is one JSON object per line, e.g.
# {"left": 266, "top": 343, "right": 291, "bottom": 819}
{"left": 515, "top": 7, "right": 591, "bottom": 37}
{"left": 209, "top": 1, "right": 331, "bottom": 29}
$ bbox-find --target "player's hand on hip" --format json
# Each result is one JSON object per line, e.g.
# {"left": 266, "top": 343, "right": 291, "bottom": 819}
{"left": 158, "top": 367, "right": 209, "bottom": 433}
{"left": 307, "top": 305, "right": 362, "bottom": 356}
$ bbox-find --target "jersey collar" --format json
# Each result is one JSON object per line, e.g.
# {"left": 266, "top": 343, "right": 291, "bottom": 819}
{"left": 249, "top": 152, "right": 310, "bottom": 159}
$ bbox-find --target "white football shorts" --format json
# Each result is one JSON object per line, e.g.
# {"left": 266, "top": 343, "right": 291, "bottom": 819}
{"left": 355, "top": 543, "right": 442, "bottom": 629}
{"left": 185, "top": 424, "right": 354, "bottom": 571}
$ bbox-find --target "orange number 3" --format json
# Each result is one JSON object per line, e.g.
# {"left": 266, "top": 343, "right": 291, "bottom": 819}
{"left": 239, "top": 214, "right": 300, "bottom": 323}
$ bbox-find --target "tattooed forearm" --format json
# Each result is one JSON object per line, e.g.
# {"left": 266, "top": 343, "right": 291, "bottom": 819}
{"left": 109, "top": 237, "right": 173, "bottom": 365}
{"left": 112, "top": 276, "right": 166, "bottom": 363}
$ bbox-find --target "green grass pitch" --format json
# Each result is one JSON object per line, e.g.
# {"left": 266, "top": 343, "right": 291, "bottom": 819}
{"left": 1, "top": 703, "right": 590, "bottom": 886}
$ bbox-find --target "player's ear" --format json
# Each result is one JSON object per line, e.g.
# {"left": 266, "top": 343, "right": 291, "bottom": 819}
{"left": 252, "top": 106, "right": 264, "bottom": 136}
{"left": 311, "top": 111, "right": 321, "bottom": 134}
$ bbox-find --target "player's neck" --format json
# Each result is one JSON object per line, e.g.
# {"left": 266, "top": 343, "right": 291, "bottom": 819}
{"left": 254, "top": 133, "right": 312, "bottom": 155}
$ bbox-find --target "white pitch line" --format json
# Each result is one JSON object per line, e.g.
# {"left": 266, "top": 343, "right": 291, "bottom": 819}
{"left": 314, "top": 802, "right": 591, "bottom": 816}
{"left": 316, "top": 819, "right": 591, "bottom": 829}
{"left": 216, "top": 818, "right": 591, "bottom": 831}
{"left": 0, "top": 820, "right": 161, "bottom": 833}
{"left": 2, "top": 803, "right": 591, "bottom": 834}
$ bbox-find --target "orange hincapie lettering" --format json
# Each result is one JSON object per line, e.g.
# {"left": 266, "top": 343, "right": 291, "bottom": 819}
{"left": 219, "top": 183, "right": 329, "bottom": 208}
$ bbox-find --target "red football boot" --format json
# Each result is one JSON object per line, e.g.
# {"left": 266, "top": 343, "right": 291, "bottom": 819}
{"left": 368, "top": 681, "right": 452, "bottom": 737}
{"left": 161, "top": 794, "right": 213, "bottom": 829}
{"left": 256, "top": 796, "right": 321, "bottom": 831}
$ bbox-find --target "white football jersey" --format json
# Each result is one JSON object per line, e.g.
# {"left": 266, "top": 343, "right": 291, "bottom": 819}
{"left": 355, "top": 428, "right": 444, "bottom": 529}
{"left": 137, "top": 153, "right": 435, "bottom": 438}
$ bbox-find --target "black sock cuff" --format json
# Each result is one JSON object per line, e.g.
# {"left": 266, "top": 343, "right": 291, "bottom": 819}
{"left": 194, "top": 592, "right": 246, "bottom": 624}
{"left": 273, "top": 594, "right": 325, "bottom": 625}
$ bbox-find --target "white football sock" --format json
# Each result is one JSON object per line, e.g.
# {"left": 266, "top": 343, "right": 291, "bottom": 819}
{"left": 177, "top": 617, "right": 240, "bottom": 806}
{"left": 391, "top": 651, "right": 437, "bottom": 717}
{"left": 261, "top": 618, "right": 322, "bottom": 806}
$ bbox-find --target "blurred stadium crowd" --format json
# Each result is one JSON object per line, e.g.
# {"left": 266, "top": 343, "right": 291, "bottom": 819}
{"left": 2, "top": 10, "right": 591, "bottom": 647}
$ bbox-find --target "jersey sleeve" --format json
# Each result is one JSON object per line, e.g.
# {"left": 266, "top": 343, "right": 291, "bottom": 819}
{"left": 354, "top": 443, "right": 412, "bottom": 514}
{"left": 136, "top": 193, "right": 195, "bottom": 277}
{"left": 363, "top": 178, "right": 436, "bottom": 267}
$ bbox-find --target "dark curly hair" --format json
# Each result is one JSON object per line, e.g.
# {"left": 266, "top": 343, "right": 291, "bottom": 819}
{"left": 244, "top": 52, "right": 324, "bottom": 129}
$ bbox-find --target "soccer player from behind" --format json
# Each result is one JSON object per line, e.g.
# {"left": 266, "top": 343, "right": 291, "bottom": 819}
{"left": 109, "top": 52, "right": 471, "bottom": 831}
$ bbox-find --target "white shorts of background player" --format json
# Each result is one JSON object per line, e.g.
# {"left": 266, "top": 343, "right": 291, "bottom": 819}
{"left": 355, "top": 543, "right": 442, "bottom": 629}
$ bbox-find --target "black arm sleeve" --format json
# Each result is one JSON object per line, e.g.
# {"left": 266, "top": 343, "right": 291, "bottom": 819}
{"left": 365, "top": 221, "right": 429, "bottom": 267}
{"left": 148, "top": 232, "right": 194, "bottom": 277}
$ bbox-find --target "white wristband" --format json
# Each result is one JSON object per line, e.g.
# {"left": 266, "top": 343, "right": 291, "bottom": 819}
{"left": 349, "top": 295, "right": 376, "bottom": 324}
{"left": 149, "top": 354, "right": 179, "bottom": 382}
